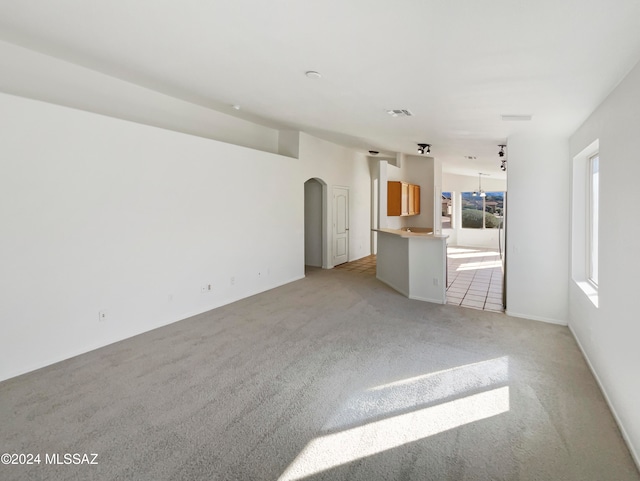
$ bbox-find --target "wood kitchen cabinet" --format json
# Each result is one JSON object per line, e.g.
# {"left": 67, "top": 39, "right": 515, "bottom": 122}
{"left": 409, "top": 184, "right": 420, "bottom": 215}
{"left": 388, "top": 181, "right": 421, "bottom": 216}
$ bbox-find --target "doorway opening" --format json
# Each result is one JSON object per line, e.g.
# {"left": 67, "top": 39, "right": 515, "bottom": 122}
{"left": 304, "top": 178, "right": 327, "bottom": 270}
{"left": 446, "top": 246, "right": 504, "bottom": 312}
{"left": 440, "top": 189, "right": 507, "bottom": 312}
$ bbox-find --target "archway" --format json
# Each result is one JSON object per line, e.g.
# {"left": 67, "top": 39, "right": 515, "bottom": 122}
{"left": 304, "top": 178, "right": 327, "bottom": 268}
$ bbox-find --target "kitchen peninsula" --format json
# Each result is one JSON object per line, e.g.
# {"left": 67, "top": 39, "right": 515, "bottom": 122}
{"left": 374, "top": 228, "right": 448, "bottom": 304}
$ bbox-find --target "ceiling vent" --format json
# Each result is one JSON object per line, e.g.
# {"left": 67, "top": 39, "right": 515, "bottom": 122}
{"left": 501, "top": 114, "right": 532, "bottom": 121}
{"left": 387, "top": 109, "right": 414, "bottom": 118}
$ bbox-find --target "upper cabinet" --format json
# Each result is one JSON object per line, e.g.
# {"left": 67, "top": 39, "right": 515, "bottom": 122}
{"left": 388, "top": 181, "right": 421, "bottom": 216}
{"left": 409, "top": 183, "right": 420, "bottom": 215}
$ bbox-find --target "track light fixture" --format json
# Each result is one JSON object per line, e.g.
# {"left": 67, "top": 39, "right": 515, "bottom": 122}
{"left": 498, "top": 144, "right": 507, "bottom": 171}
{"left": 417, "top": 143, "right": 431, "bottom": 155}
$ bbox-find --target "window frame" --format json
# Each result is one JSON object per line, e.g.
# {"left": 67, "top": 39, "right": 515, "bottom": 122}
{"left": 441, "top": 191, "right": 453, "bottom": 229}
{"left": 587, "top": 153, "right": 599, "bottom": 288}
{"left": 571, "top": 139, "right": 599, "bottom": 307}
{"left": 460, "top": 191, "right": 505, "bottom": 229}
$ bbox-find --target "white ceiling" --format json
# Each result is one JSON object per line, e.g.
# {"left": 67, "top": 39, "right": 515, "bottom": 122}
{"left": 1, "top": 0, "right": 640, "bottom": 178}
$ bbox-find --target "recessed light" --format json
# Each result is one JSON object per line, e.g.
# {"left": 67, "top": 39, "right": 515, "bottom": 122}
{"left": 501, "top": 114, "right": 532, "bottom": 121}
{"left": 465, "top": 156, "right": 477, "bottom": 160}
{"left": 305, "top": 71, "right": 322, "bottom": 79}
{"left": 232, "top": 104, "right": 241, "bottom": 110}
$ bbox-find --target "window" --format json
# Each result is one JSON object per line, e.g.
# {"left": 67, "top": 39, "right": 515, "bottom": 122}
{"left": 588, "top": 154, "right": 599, "bottom": 286}
{"left": 461, "top": 192, "right": 483, "bottom": 228}
{"left": 461, "top": 192, "right": 505, "bottom": 229}
{"left": 571, "top": 139, "right": 598, "bottom": 306}
{"left": 441, "top": 192, "right": 453, "bottom": 229}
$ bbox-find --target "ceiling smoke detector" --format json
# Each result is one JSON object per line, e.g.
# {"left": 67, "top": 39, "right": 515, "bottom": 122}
{"left": 386, "top": 109, "right": 413, "bottom": 118}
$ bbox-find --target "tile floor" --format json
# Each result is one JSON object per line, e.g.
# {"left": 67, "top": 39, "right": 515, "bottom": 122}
{"left": 333, "top": 255, "right": 377, "bottom": 276}
{"left": 446, "top": 246, "right": 504, "bottom": 312}
{"left": 332, "top": 247, "right": 504, "bottom": 313}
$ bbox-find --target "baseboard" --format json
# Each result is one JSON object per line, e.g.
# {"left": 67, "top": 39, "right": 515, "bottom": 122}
{"left": 0, "top": 275, "right": 306, "bottom": 383}
{"left": 409, "top": 294, "right": 446, "bottom": 304}
{"left": 136, "top": 274, "right": 307, "bottom": 340}
{"left": 0, "top": 335, "right": 144, "bottom": 383}
{"left": 505, "top": 310, "right": 568, "bottom": 326}
{"left": 568, "top": 324, "right": 640, "bottom": 471}
{"left": 348, "top": 252, "right": 373, "bottom": 263}
{"left": 375, "top": 277, "right": 445, "bottom": 305}
{"left": 204, "top": 275, "right": 306, "bottom": 313}
{"left": 376, "top": 276, "right": 410, "bottom": 298}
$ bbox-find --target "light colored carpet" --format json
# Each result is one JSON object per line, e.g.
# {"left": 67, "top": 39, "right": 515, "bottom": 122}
{"left": 1, "top": 266, "right": 638, "bottom": 481}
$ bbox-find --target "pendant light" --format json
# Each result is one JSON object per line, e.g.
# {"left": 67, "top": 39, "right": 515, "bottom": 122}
{"left": 473, "top": 173, "right": 487, "bottom": 197}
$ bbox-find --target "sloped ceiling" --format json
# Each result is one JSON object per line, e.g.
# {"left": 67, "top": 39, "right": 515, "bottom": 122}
{"left": 1, "top": 0, "right": 640, "bottom": 177}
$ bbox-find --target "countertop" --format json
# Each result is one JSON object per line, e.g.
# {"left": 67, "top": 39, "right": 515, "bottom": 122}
{"left": 373, "top": 228, "right": 448, "bottom": 239}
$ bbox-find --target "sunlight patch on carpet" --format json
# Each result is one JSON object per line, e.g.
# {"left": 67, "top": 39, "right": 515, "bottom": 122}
{"left": 369, "top": 357, "right": 508, "bottom": 392}
{"left": 322, "top": 356, "right": 509, "bottom": 432}
{"left": 278, "top": 386, "right": 510, "bottom": 481}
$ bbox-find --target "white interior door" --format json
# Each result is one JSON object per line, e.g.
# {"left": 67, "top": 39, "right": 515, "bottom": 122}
{"left": 333, "top": 186, "right": 349, "bottom": 266}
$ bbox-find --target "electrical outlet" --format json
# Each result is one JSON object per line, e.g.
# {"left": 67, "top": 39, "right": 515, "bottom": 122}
{"left": 230, "top": 276, "right": 235, "bottom": 285}
{"left": 98, "top": 310, "right": 108, "bottom": 322}
{"left": 433, "top": 278, "right": 440, "bottom": 286}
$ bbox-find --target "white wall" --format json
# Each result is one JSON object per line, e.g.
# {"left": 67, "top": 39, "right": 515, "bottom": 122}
{"left": 279, "top": 130, "right": 301, "bottom": 158}
{"left": 380, "top": 156, "right": 438, "bottom": 231}
{"left": 506, "top": 135, "right": 570, "bottom": 325}
{"left": 568, "top": 59, "right": 640, "bottom": 467}
{"left": 0, "top": 92, "right": 372, "bottom": 381}
{"left": 442, "top": 173, "right": 507, "bottom": 196}
{"left": 433, "top": 159, "right": 443, "bottom": 235}
{"left": 384, "top": 162, "right": 403, "bottom": 230}
{"left": 376, "top": 233, "right": 410, "bottom": 295}
{"left": 442, "top": 173, "right": 507, "bottom": 248}
{"left": 298, "top": 133, "right": 372, "bottom": 265}
{"left": 455, "top": 229, "right": 503, "bottom": 250}
{"left": 304, "top": 179, "right": 323, "bottom": 267}
{"left": 0, "top": 40, "right": 280, "bottom": 154}
{"left": 404, "top": 155, "right": 435, "bottom": 230}
{"left": 369, "top": 158, "right": 379, "bottom": 254}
